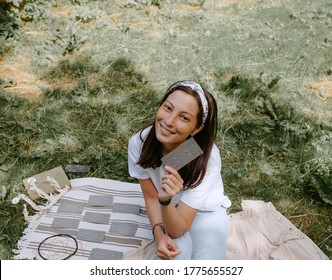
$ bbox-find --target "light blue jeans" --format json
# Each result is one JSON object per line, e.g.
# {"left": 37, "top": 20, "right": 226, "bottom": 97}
{"left": 173, "top": 206, "right": 228, "bottom": 260}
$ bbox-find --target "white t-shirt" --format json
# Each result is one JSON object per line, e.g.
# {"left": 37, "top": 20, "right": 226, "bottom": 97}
{"left": 128, "top": 126, "right": 231, "bottom": 211}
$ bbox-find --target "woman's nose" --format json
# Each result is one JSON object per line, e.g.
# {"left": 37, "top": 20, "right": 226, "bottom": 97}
{"left": 165, "top": 113, "right": 176, "bottom": 126}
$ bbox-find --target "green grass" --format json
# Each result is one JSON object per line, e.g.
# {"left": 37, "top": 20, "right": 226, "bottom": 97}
{"left": 0, "top": 0, "right": 332, "bottom": 259}
{"left": 0, "top": 57, "right": 160, "bottom": 258}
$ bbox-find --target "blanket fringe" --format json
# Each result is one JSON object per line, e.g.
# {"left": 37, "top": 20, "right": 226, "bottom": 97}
{"left": 11, "top": 176, "right": 70, "bottom": 259}
{"left": 12, "top": 208, "right": 45, "bottom": 259}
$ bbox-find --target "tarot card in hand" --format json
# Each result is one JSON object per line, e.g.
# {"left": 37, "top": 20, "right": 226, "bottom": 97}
{"left": 161, "top": 137, "right": 203, "bottom": 171}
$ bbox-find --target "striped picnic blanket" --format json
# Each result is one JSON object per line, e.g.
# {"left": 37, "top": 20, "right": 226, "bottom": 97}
{"left": 13, "top": 178, "right": 152, "bottom": 260}
{"left": 13, "top": 177, "right": 329, "bottom": 260}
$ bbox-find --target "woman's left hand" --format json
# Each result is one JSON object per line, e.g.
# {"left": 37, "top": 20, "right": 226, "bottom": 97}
{"left": 159, "top": 166, "right": 184, "bottom": 201}
{"left": 156, "top": 234, "right": 181, "bottom": 260}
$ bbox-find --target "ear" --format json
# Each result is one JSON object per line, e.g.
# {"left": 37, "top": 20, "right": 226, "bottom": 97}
{"left": 191, "top": 123, "right": 204, "bottom": 136}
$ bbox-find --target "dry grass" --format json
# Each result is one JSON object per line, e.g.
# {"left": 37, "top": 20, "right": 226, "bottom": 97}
{"left": 308, "top": 77, "right": 332, "bottom": 99}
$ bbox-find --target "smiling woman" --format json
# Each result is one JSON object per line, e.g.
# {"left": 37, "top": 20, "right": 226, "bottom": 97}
{"left": 128, "top": 81, "right": 231, "bottom": 260}
{"left": 155, "top": 90, "right": 204, "bottom": 153}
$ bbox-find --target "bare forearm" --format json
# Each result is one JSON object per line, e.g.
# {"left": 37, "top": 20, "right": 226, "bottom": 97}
{"left": 145, "top": 197, "right": 162, "bottom": 228}
{"left": 160, "top": 202, "right": 188, "bottom": 238}
{"left": 139, "top": 178, "right": 195, "bottom": 240}
{"left": 146, "top": 196, "right": 187, "bottom": 238}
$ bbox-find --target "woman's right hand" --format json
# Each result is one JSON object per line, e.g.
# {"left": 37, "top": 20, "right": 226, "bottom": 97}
{"left": 159, "top": 165, "right": 184, "bottom": 202}
{"left": 156, "top": 234, "right": 181, "bottom": 260}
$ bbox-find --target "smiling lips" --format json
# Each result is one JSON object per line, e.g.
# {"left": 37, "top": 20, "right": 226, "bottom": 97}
{"left": 160, "top": 123, "right": 175, "bottom": 135}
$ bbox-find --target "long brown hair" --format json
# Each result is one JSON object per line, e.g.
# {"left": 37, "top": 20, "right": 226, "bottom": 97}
{"left": 137, "top": 81, "right": 218, "bottom": 189}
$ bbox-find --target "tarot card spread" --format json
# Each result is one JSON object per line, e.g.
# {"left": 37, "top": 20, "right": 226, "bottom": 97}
{"left": 161, "top": 137, "right": 203, "bottom": 171}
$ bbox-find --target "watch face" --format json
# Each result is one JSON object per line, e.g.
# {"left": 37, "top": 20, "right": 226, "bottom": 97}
{"left": 159, "top": 198, "right": 171, "bottom": 206}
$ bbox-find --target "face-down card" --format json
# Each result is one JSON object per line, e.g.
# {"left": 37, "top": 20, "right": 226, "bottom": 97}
{"left": 161, "top": 137, "right": 203, "bottom": 171}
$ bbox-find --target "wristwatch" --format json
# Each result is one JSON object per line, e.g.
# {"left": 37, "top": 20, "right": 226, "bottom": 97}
{"left": 158, "top": 198, "right": 172, "bottom": 206}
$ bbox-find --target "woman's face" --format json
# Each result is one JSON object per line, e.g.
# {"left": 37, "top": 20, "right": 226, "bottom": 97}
{"left": 155, "top": 90, "right": 204, "bottom": 154}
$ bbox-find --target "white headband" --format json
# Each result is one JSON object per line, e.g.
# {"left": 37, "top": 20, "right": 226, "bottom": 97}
{"left": 167, "top": 81, "right": 209, "bottom": 123}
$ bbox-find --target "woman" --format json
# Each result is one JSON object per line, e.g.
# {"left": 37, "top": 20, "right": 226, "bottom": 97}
{"left": 128, "top": 81, "right": 231, "bottom": 260}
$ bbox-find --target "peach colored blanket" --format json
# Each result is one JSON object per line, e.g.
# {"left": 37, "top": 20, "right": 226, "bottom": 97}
{"left": 124, "top": 200, "right": 329, "bottom": 260}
